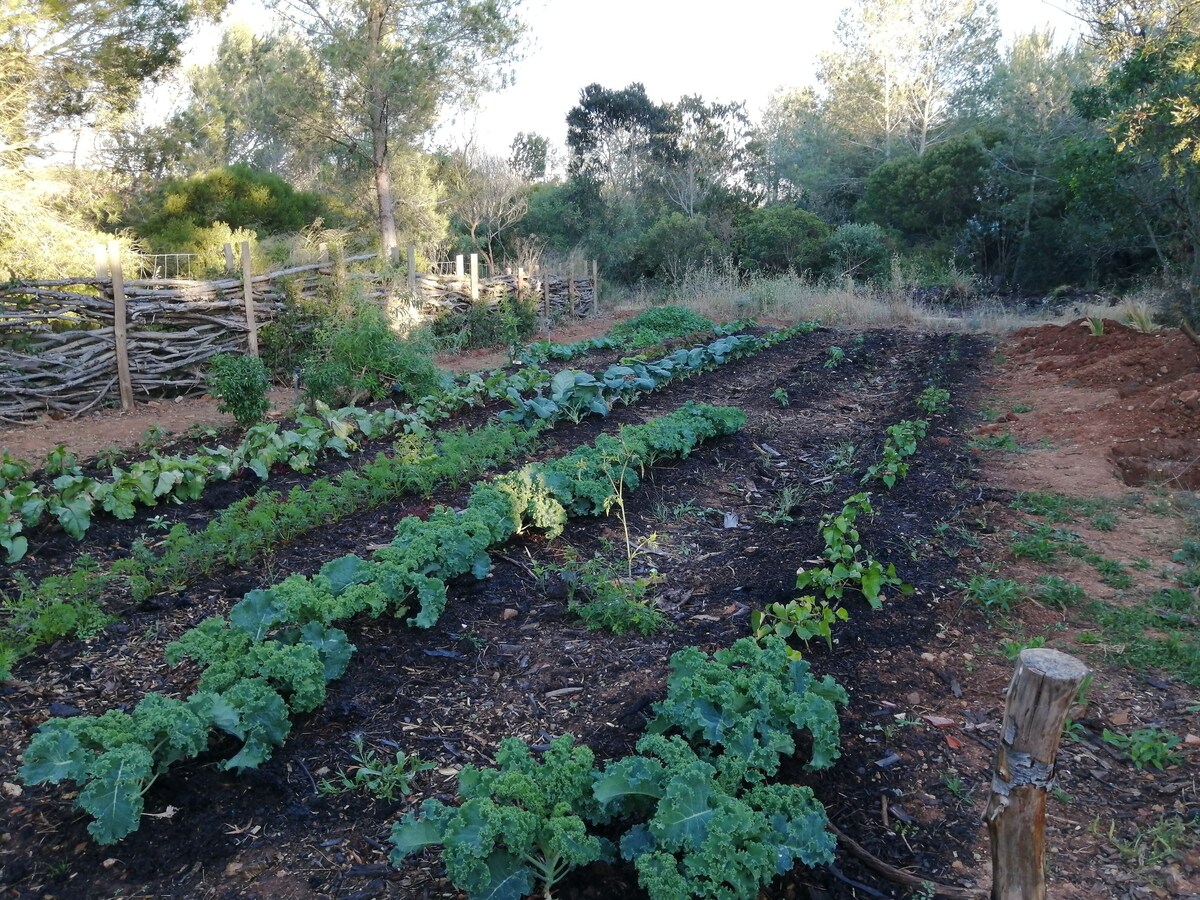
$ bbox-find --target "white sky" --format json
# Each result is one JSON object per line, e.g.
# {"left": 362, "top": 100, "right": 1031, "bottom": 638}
{"left": 436, "top": 0, "right": 1082, "bottom": 156}
{"left": 146, "top": 0, "right": 1082, "bottom": 164}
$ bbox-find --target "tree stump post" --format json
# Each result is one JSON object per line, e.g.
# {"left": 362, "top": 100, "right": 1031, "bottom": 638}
{"left": 986, "top": 648, "right": 1089, "bottom": 900}
{"left": 106, "top": 241, "right": 134, "bottom": 411}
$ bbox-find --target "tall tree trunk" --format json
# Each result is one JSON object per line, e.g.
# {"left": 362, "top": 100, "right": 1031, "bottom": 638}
{"left": 366, "top": 0, "right": 397, "bottom": 261}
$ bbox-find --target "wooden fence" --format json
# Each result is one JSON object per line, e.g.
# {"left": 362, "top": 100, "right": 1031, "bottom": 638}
{"left": 0, "top": 242, "right": 599, "bottom": 422}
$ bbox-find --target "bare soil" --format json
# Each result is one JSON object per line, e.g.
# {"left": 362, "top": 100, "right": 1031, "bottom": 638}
{"left": 0, "top": 321, "right": 1197, "bottom": 900}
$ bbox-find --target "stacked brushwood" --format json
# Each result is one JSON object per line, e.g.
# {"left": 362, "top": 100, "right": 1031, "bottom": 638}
{"left": 411, "top": 273, "right": 594, "bottom": 317}
{"left": 0, "top": 275, "right": 288, "bottom": 422}
{"left": 0, "top": 258, "right": 594, "bottom": 422}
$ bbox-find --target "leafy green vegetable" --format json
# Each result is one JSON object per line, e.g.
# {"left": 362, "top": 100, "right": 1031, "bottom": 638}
{"left": 390, "top": 736, "right": 612, "bottom": 899}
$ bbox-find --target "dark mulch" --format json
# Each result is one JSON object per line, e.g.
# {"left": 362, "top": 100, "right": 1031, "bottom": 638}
{"left": 1, "top": 328, "right": 1000, "bottom": 899}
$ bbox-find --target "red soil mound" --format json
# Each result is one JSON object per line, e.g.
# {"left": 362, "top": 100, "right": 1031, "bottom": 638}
{"left": 1009, "top": 319, "right": 1200, "bottom": 487}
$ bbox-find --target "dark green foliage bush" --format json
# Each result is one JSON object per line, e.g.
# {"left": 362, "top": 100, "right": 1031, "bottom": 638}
{"left": 432, "top": 296, "right": 538, "bottom": 351}
{"left": 302, "top": 303, "right": 443, "bottom": 406}
{"left": 733, "top": 204, "right": 831, "bottom": 274}
{"left": 856, "top": 134, "right": 994, "bottom": 244}
{"left": 206, "top": 353, "right": 271, "bottom": 427}
{"left": 824, "top": 223, "right": 893, "bottom": 281}
{"left": 634, "top": 212, "right": 722, "bottom": 281}
{"left": 607, "top": 306, "right": 714, "bottom": 346}
{"left": 131, "top": 165, "right": 333, "bottom": 251}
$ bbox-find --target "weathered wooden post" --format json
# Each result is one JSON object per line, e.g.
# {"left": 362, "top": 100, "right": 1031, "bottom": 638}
{"left": 223, "top": 242, "right": 236, "bottom": 273}
{"left": 568, "top": 260, "right": 576, "bottom": 316}
{"left": 406, "top": 244, "right": 417, "bottom": 295}
{"left": 592, "top": 259, "right": 599, "bottom": 315}
{"left": 318, "top": 242, "right": 330, "bottom": 265}
{"left": 542, "top": 265, "right": 550, "bottom": 319}
{"left": 455, "top": 254, "right": 464, "bottom": 277}
{"left": 106, "top": 241, "right": 134, "bottom": 411}
{"left": 93, "top": 245, "right": 109, "bottom": 279}
{"left": 240, "top": 241, "right": 259, "bottom": 357}
{"left": 517, "top": 266, "right": 525, "bottom": 301}
{"left": 469, "top": 253, "right": 479, "bottom": 303}
{"left": 986, "top": 648, "right": 1089, "bottom": 900}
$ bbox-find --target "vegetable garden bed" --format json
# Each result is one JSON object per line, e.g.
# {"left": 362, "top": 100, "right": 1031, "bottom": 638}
{"left": 0, "top": 327, "right": 994, "bottom": 898}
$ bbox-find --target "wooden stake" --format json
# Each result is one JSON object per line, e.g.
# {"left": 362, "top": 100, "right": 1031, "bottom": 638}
{"left": 469, "top": 253, "right": 479, "bottom": 302}
{"left": 94, "top": 245, "right": 108, "bottom": 279}
{"left": 517, "top": 267, "right": 525, "bottom": 301}
{"left": 568, "top": 261, "right": 576, "bottom": 316}
{"left": 241, "top": 241, "right": 259, "bottom": 357}
{"left": 592, "top": 259, "right": 599, "bottom": 315}
{"left": 107, "top": 241, "right": 134, "bottom": 411}
{"left": 986, "top": 648, "right": 1089, "bottom": 900}
{"left": 455, "top": 254, "right": 464, "bottom": 277}
{"left": 223, "top": 242, "right": 235, "bottom": 273}
{"left": 407, "top": 244, "right": 417, "bottom": 294}
{"left": 542, "top": 265, "right": 550, "bottom": 319}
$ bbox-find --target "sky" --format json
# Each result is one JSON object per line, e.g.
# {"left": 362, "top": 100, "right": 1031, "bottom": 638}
{"left": 433, "top": 0, "right": 1082, "bottom": 156}
{"left": 158, "top": 0, "right": 1083, "bottom": 162}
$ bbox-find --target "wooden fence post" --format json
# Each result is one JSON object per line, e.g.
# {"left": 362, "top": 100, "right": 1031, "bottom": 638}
{"left": 455, "top": 254, "right": 464, "bottom": 277}
{"left": 106, "top": 241, "right": 134, "bottom": 411}
{"left": 592, "top": 259, "right": 599, "bottom": 315}
{"left": 986, "top": 648, "right": 1089, "bottom": 900}
{"left": 241, "top": 241, "right": 259, "bottom": 357}
{"left": 469, "top": 253, "right": 479, "bottom": 302}
{"left": 542, "top": 265, "right": 550, "bottom": 319}
{"left": 223, "top": 243, "right": 236, "bottom": 273}
{"left": 407, "top": 244, "right": 417, "bottom": 295}
{"left": 568, "top": 261, "right": 576, "bottom": 316}
{"left": 94, "top": 245, "right": 109, "bottom": 279}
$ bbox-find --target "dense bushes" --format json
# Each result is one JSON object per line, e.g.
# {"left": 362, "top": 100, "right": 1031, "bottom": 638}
{"left": 734, "top": 205, "right": 830, "bottom": 275}
{"left": 128, "top": 165, "right": 335, "bottom": 263}
{"left": 301, "top": 303, "right": 443, "bottom": 406}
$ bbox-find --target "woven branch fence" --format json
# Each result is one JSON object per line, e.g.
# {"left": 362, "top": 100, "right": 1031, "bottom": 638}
{"left": 0, "top": 244, "right": 598, "bottom": 422}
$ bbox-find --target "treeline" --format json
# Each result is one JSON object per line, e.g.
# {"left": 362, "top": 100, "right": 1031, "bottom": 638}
{"left": 3, "top": 0, "right": 1199, "bottom": 319}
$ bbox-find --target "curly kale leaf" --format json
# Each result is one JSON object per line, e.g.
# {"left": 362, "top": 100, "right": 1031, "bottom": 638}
{"left": 215, "top": 678, "right": 292, "bottom": 771}
{"left": 610, "top": 735, "right": 836, "bottom": 900}
{"left": 648, "top": 636, "right": 847, "bottom": 782}
{"left": 390, "top": 735, "right": 610, "bottom": 899}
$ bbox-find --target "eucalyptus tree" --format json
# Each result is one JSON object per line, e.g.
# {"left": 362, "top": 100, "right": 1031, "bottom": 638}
{"left": 1074, "top": 0, "right": 1200, "bottom": 317}
{"left": 656, "top": 95, "right": 751, "bottom": 218}
{"left": 442, "top": 145, "right": 529, "bottom": 270}
{"left": 818, "top": 0, "right": 1000, "bottom": 157}
{"left": 271, "top": 0, "right": 524, "bottom": 258}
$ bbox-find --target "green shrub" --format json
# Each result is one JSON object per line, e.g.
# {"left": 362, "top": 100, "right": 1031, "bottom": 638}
{"left": 206, "top": 354, "right": 272, "bottom": 428}
{"left": 433, "top": 296, "right": 538, "bottom": 352}
{"left": 734, "top": 204, "right": 831, "bottom": 274}
{"left": 825, "top": 223, "right": 892, "bottom": 282}
{"left": 607, "top": 306, "right": 714, "bottom": 346}
{"left": 302, "top": 303, "right": 442, "bottom": 406}
{"left": 634, "top": 211, "right": 722, "bottom": 281}
{"left": 131, "top": 164, "right": 333, "bottom": 254}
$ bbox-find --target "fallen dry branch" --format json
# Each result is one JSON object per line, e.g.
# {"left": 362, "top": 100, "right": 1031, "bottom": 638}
{"left": 831, "top": 824, "right": 988, "bottom": 899}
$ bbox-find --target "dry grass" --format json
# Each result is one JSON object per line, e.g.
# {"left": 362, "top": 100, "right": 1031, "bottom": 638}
{"left": 603, "top": 262, "right": 1100, "bottom": 334}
